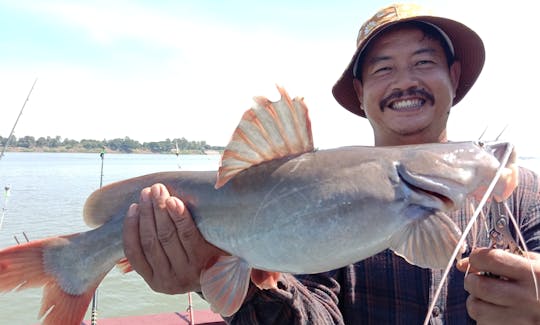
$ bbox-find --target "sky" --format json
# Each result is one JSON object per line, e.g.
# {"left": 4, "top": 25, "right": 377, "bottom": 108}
{"left": 0, "top": 0, "right": 538, "bottom": 156}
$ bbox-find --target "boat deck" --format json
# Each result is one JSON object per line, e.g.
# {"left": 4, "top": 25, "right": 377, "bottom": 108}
{"left": 80, "top": 310, "right": 225, "bottom": 324}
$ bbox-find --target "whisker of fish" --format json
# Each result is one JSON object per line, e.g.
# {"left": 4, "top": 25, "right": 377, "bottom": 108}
{"left": 423, "top": 142, "right": 515, "bottom": 325}
{"left": 477, "top": 124, "right": 509, "bottom": 142}
{"left": 495, "top": 124, "right": 509, "bottom": 141}
{"left": 501, "top": 201, "right": 540, "bottom": 300}
{"left": 477, "top": 126, "right": 489, "bottom": 141}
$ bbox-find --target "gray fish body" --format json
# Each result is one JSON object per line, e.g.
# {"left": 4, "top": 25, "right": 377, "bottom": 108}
{"left": 82, "top": 142, "right": 512, "bottom": 276}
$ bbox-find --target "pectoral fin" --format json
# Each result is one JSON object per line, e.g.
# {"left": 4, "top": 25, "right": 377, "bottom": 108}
{"left": 389, "top": 211, "right": 466, "bottom": 269}
{"left": 201, "top": 255, "right": 252, "bottom": 317}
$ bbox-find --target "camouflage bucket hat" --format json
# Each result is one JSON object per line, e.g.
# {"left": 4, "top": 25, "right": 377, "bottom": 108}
{"left": 332, "top": 3, "right": 485, "bottom": 117}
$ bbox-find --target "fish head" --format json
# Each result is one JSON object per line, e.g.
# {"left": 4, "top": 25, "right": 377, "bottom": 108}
{"left": 396, "top": 141, "right": 518, "bottom": 210}
{"left": 475, "top": 140, "right": 519, "bottom": 201}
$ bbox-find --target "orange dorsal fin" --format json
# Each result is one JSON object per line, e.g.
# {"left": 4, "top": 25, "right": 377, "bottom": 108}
{"left": 215, "top": 86, "right": 314, "bottom": 189}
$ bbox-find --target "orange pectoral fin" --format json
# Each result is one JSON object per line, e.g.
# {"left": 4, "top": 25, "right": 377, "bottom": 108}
{"left": 250, "top": 269, "right": 281, "bottom": 290}
{"left": 200, "top": 255, "right": 251, "bottom": 317}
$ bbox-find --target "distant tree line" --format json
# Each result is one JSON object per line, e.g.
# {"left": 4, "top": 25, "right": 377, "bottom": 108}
{"left": 0, "top": 135, "right": 225, "bottom": 154}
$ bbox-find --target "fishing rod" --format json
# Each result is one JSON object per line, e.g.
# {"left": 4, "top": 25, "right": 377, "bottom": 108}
{"left": 175, "top": 140, "right": 182, "bottom": 169}
{"left": 0, "top": 185, "right": 11, "bottom": 230}
{"left": 0, "top": 78, "right": 38, "bottom": 160}
{"left": 91, "top": 149, "right": 106, "bottom": 325}
{"left": 187, "top": 291, "right": 195, "bottom": 325}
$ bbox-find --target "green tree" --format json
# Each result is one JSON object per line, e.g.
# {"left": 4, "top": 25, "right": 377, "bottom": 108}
{"left": 17, "top": 136, "right": 35, "bottom": 148}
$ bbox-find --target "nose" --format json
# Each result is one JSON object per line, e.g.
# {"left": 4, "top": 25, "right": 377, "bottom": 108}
{"left": 390, "top": 68, "right": 420, "bottom": 92}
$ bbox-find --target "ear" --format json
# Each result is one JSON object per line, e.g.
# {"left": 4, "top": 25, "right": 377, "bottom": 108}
{"left": 352, "top": 79, "right": 365, "bottom": 112}
{"left": 449, "top": 60, "right": 461, "bottom": 97}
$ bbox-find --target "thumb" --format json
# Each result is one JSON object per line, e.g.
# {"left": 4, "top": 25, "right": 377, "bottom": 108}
{"left": 456, "top": 256, "right": 482, "bottom": 274}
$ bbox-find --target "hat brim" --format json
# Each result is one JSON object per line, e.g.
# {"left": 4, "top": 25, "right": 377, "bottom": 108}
{"left": 332, "top": 16, "right": 485, "bottom": 117}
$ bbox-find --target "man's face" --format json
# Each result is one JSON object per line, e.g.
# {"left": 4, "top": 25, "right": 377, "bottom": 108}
{"left": 353, "top": 26, "right": 461, "bottom": 145}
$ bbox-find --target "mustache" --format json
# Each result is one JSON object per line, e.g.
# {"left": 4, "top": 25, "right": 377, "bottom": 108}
{"left": 379, "top": 88, "right": 435, "bottom": 111}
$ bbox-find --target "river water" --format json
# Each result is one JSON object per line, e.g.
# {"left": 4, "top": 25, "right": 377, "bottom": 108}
{"left": 0, "top": 151, "right": 538, "bottom": 324}
{"left": 0, "top": 152, "right": 220, "bottom": 324}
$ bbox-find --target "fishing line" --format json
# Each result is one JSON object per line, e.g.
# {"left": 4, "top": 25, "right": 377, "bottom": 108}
{"left": 423, "top": 142, "right": 515, "bottom": 325}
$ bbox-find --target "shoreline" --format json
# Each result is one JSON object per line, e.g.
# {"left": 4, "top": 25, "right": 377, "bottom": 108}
{"left": 3, "top": 147, "right": 222, "bottom": 155}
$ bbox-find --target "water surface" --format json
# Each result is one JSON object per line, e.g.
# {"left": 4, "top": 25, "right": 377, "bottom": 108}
{"left": 0, "top": 152, "right": 219, "bottom": 324}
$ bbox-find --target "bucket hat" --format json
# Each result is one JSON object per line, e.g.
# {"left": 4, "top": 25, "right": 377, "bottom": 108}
{"left": 332, "top": 3, "right": 485, "bottom": 117}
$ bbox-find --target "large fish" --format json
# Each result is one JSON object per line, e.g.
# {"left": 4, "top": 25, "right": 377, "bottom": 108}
{"left": 0, "top": 87, "right": 518, "bottom": 324}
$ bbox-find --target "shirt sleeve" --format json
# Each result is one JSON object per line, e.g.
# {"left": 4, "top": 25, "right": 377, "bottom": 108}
{"left": 223, "top": 271, "right": 344, "bottom": 325}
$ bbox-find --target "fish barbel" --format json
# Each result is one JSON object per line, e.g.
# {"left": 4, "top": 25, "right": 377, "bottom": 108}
{"left": 0, "top": 87, "right": 518, "bottom": 324}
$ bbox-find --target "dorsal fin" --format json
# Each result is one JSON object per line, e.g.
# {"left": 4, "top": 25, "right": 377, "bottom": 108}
{"left": 215, "top": 86, "right": 314, "bottom": 189}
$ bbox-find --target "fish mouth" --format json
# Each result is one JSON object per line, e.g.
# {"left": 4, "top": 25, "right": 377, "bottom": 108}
{"left": 476, "top": 140, "right": 519, "bottom": 202}
{"left": 396, "top": 163, "right": 459, "bottom": 210}
{"left": 479, "top": 141, "right": 517, "bottom": 166}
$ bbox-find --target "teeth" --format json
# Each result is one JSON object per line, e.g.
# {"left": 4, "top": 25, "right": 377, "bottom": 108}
{"left": 390, "top": 99, "right": 424, "bottom": 110}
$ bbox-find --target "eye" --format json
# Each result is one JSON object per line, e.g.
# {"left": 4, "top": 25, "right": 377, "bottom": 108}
{"left": 416, "top": 59, "right": 435, "bottom": 66}
{"left": 373, "top": 66, "right": 392, "bottom": 75}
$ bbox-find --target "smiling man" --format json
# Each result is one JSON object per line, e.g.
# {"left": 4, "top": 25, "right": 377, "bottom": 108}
{"left": 352, "top": 22, "right": 460, "bottom": 145}
{"left": 124, "top": 4, "right": 540, "bottom": 324}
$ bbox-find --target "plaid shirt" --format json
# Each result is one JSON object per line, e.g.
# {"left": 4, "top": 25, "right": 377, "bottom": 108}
{"left": 226, "top": 167, "right": 540, "bottom": 325}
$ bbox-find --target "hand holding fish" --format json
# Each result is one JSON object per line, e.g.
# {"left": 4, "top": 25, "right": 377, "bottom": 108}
{"left": 456, "top": 248, "right": 540, "bottom": 324}
{"left": 123, "top": 183, "right": 226, "bottom": 294}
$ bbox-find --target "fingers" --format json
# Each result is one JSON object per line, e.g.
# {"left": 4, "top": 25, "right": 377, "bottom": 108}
{"left": 123, "top": 203, "right": 153, "bottom": 279}
{"left": 166, "top": 196, "right": 227, "bottom": 273}
{"left": 458, "top": 248, "right": 540, "bottom": 321}
{"left": 464, "top": 272, "right": 522, "bottom": 306}
{"left": 123, "top": 183, "right": 225, "bottom": 294}
{"left": 466, "top": 248, "right": 538, "bottom": 281}
{"left": 466, "top": 291, "right": 540, "bottom": 324}
{"left": 123, "top": 184, "right": 184, "bottom": 294}
{"left": 138, "top": 186, "right": 173, "bottom": 277}
{"left": 466, "top": 295, "right": 517, "bottom": 324}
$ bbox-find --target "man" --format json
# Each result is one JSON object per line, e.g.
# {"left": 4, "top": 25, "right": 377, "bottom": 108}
{"left": 123, "top": 4, "right": 540, "bottom": 324}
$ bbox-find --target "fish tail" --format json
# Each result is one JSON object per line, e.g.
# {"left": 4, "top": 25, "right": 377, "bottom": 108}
{"left": 0, "top": 238, "right": 56, "bottom": 291}
{"left": 0, "top": 236, "right": 109, "bottom": 325}
{"left": 38, "top": 271, "right": 106, "bottom": 325}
